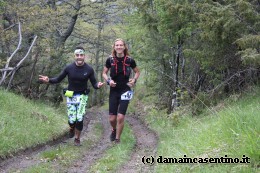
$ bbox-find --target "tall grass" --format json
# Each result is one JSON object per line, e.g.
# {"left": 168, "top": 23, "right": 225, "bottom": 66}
{"left": 144, "top": 87, "right": 259, "bottom": 172}
{"left": 217, "top": 91, "right": 259, "bottom": 165}
{"left": 0, "top": 90, "right": 67, "bottom": 158}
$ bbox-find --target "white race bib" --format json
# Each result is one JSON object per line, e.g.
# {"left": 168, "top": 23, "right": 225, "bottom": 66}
{"left": 66, "top": 95, "right": 81, "bottom": 104}
{"left": 121, "top": 91, "right": 134, "bottom": 100}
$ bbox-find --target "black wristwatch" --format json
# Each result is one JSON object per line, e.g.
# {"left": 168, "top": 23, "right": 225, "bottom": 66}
{"left": 106, "top": 79, "right": 111, "bottom": 85}
{"left": 134, "top": 78, "right": 137, "bottom": 84}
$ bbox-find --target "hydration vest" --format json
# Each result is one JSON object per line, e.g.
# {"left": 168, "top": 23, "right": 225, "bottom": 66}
{"left": 109, "top": 55, "right": 132, "bottom": 78}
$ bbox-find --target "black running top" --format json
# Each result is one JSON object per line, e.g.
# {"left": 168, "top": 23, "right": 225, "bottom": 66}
{"left": 105, "top": 56, "right": 137, "bottom": 89}
{"left": 49, "top": 62, "right": 99, "bottom": 91}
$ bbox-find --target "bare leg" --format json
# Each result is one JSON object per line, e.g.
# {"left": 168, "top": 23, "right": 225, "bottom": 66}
{"left": 109, "top": 115, "right": 117, "bottom": 129}
{"left": 75, "top": 128, "right": 81, "bottom": 139}
{"left": 116, "top": 113, "right": 125, "bottom": 140}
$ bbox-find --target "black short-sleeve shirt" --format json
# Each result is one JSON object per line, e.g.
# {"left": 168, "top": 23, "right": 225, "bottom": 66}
{"left": 105, "top": 56, "right": 137, "bottom": 90}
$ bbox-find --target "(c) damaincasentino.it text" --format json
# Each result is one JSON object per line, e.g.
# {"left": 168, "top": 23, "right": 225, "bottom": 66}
{"left": 142, "top": 155, "right": 250, "bottom": 164}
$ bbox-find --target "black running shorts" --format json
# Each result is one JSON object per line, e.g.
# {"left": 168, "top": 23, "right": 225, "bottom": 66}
{"left": 109, "top": 89, "right": 130, "bottom": 115}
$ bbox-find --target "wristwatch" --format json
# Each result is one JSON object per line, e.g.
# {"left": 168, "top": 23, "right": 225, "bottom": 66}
{"left": 106, "top": 79, "right": 111, "bottom": 85}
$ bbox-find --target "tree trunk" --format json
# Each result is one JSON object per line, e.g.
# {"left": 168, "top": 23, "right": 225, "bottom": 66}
{"left": 26, "top": 51, "right": 39, "bottom": 98}
{"left": 92, "top": 20, "right": 103, "bottom": 105}
{"left": 174, "top": 42, "right": 181, "bottom": 108}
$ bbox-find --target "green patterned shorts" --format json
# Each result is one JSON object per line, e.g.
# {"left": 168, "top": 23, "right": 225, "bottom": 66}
{"left": 66, "top": 94, "right": 88, "bottom": 124}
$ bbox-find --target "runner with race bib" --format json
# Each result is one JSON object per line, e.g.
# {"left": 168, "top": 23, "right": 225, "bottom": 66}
{"left": 102, "top": 38, "right": 140, "bottom": 144}
{"left": 39, "top": 46, "right": 104, "bottom": 146}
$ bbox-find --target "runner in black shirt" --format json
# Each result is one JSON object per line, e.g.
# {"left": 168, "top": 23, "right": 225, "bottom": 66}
{"left": 102, "top": 38, "right": 140, "bottom": 143}
{"left": 49, "top": 62, "right": 99, "bottom": 92}
{"left": 39, "top": 46, "right": 103, "bottom": 146}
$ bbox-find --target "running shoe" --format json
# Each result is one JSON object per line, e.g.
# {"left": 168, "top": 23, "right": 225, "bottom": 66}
{"left": 69, "top": 127, "right": 75, "bottom": 138}
{"left": 110, "top": 128, "right": 116, "bottom": 141}
{"left": 74, "top": 138, "right": 81, "bottom": 146}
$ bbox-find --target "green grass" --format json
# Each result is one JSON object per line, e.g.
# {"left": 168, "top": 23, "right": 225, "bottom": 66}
{"left": 89, "top": 123, "right": 136, "bottom": 173}
{"left": 144, "top": 87, "right": 259, "bottom": 173}
{"left": 1, "top": 84, "right": 259, "bottom": 173}
{"left": 0, "top": 89, "right": 67, "bottom": 158}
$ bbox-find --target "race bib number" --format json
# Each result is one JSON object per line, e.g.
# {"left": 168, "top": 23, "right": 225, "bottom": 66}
{"left": 66, "top": 95, "right": 81, "bottom": 104}
{"left": 121, "top": 91, "right": 134, "bottom": 100}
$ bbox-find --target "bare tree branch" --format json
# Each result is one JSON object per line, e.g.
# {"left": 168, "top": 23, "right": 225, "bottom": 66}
{"left": 0, "top": 67, "right": 14, "bottom": 72}
{"left": 7, "top": 35, "right": 38, "bottom": 90}
{"left": 0, "top": 21, "right": 22, "bottom": 86}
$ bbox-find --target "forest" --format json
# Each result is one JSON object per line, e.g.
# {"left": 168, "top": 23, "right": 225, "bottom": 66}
{"left": 0, "top": 0, "right": 259, "bottom": 112}
{"left": 0, "top": 0, "right": 259, "bottom": 172}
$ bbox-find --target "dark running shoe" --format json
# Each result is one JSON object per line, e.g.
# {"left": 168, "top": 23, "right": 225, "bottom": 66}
{"left": 74, "top": 138, "right": 81, "bottom": 146}
{"left": 110, "top": 129, "right": 116, "bottom": 141}
{"left": 69, "top": 127, "right": 75, "bottom": 138}
{"left": 115, "top": 139, "right": 120, "bottom": 144}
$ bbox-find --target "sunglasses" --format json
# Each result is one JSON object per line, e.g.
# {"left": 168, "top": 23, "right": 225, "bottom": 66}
{"left": 75, "top": 54, "right": 84, "bottom": 57}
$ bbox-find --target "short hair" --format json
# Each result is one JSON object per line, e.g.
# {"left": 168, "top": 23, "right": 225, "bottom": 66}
{"left": 74, "top": 46, "right": 85, "bottom": 54}
{"left": 75, "top": 46, "right": 85, "bottom": 51}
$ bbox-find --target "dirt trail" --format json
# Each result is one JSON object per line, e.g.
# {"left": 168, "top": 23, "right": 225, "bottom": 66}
{"left": 0, "top": 109, "right": 99, "bottom": 173}
{"left": 0, "top": 108, "right": 158, "bottom": 173}
{"left": 117, "top": 115, "right": 158, "bottom": 173}
{"left": 67, "top": 109, "right": 112, "bottom": 173}
{"left": 0, "top": 128, "right": 79, "bottom": 172}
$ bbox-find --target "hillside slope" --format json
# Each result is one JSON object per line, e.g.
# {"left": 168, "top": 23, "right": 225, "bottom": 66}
{"left": 0, "top": 90, "right": 67, "bottom": 159}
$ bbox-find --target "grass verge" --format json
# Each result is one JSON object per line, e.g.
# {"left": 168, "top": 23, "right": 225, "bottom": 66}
{"left": 0, "top": 89, "right": 67, "bottom": 158}
{"left": 143, "top": 87, "right": 259, "bottom": 173}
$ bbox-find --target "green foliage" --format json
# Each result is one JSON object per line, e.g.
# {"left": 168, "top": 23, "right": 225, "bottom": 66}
{"left": 124, "top": 0, "right": 259, "bottom": 113}
{"left": 0, "top": 0, "right": 125, "bottom": 105}
{"left": 1, "top": 0, "right": 259, "bottom": 116}
{"left": 0, "top": 0, "right": 6, "bottom": 12}
{"left": 235, "top": 35, "right": 260, "bottom": 66}
{"left": 156, "top": 0, "right": 196, "bottom": 42}
{"left": 196, "top": 0, "right": 259, "bottom": 71}
{"left": 0, "top": 58, "right": 6, "bottom": 66}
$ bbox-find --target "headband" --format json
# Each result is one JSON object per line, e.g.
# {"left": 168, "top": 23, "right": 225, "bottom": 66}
{"left": 74, "top": 49, "right": 85, "bottom": 54}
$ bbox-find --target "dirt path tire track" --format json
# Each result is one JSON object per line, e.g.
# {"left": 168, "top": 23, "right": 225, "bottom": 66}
{"left": 0, "top": 128, "right": 82, "bottom": 173}
{"left": 0, "top": 108, "right": 100, "bottom": 173}
{"left": 0, "top": 108, "right": 158, "bottom": 173}
{"left": 67, "top": 109, "right": 113, "bottom": 173}
{"left": 116, "top": 115, "right": 158, "bottom": 173}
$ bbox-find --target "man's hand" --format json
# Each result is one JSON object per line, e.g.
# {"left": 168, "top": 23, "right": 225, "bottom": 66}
{"left": 39, "top": 75, "right": 49, "bottom": 83}
{"left": 97, "top": 82, "right": 104, "bottom": 88}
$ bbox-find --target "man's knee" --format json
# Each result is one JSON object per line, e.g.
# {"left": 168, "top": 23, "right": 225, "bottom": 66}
{"left": 75, "top": 121, "right": 83, "bottom": 131}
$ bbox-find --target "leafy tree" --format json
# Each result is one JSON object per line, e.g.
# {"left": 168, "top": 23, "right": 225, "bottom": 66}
{"left": 0, "top": 0, "right": 131, "bottom": 106}
{"left": 123, "top": 0, "right": 259, "bottom": 113}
